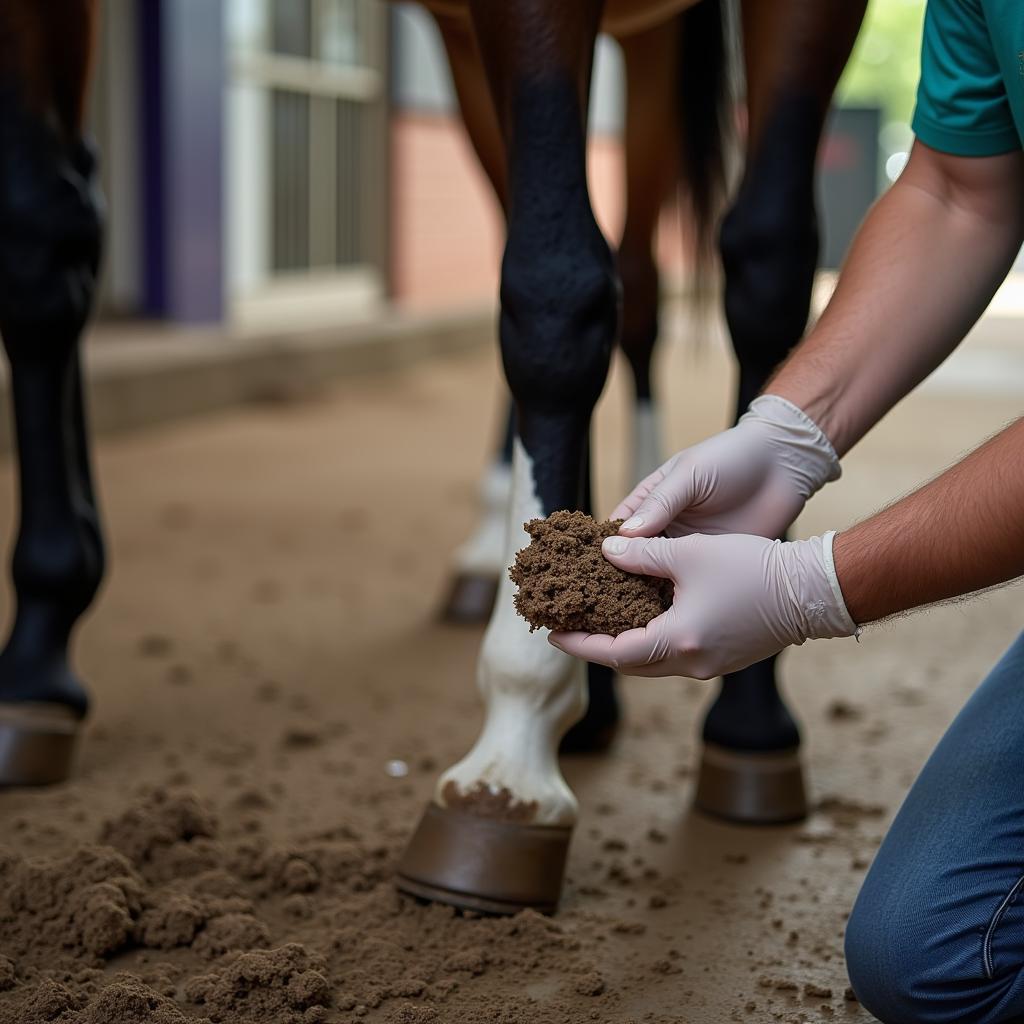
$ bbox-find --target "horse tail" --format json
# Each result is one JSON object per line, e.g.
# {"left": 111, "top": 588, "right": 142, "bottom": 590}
{"left": 677, "top": 0, "right": 734, "bottom": 286}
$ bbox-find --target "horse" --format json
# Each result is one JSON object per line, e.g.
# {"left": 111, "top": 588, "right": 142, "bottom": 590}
{"left": 0, "top": 0, "right": 866, "bottom": 916}
{"left": 394, "top": 0, "right": 867, "bottom": 913}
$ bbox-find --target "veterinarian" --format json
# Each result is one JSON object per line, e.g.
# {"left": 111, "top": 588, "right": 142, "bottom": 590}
{"left": 552, "top": 3, "right": 1024, "bottom": 1021}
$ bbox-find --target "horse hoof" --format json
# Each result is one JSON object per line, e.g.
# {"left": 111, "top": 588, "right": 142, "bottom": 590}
{"left": 395, "top": 802, "right": 572, "bottom": 915}
{"left": 0, "top": 702, "right": 80, "bottom": 786}
{"left": 440, "top": 573, "right": 499, "bottom": 625}
{"left": 695, "top": 743, "right": 807, "bottom": 824}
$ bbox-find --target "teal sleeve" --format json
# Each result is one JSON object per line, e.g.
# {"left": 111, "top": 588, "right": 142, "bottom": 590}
{"left": 911, "top": 0, "right": 1020, "bottom": 156}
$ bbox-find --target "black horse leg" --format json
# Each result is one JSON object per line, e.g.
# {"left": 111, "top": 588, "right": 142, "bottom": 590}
{"left": 559, "top": 20, "right": 685, "bottom": 756}
{"left": 397, "top": 0, "right": 616, "bottom": 913}
{"left": 0, "top": 57, "right": 105, "bottom": 784}
{"left": 696, "top": 0, "right": 866, "bottom": 823}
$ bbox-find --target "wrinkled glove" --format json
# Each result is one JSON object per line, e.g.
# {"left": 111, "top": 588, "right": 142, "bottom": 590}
{"left": 615, "top": 394, "right": 841, "bottom": 541}
{"left": 550, "top": 531, "right": 858, "bottom": 680}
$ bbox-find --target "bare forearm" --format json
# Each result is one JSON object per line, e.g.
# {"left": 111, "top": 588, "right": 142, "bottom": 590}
{"left": 770, "top": 143, "right": 1024, "bottom": 456}
{"left": 833, "top": 417, "right": 1024, "bottom": 623}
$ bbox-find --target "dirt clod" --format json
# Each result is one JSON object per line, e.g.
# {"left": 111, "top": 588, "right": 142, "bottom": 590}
{"left": 510, "top": 511, "right": 673, "bottom": 635}
{"left": 0, "top": 845, "right": 144, "bottom": 964}
{"left": 573, "top": 971, "right": 606, "bottom": 996}
{"left": 185, "top": 943, "right": 329, "bottom": 1023}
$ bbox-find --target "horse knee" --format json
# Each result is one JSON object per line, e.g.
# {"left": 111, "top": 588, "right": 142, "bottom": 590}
{"left": 0, "top": 100, "right": 103, "bottom": 350}
{"left": 719, "top": 192, "right": 818, "bottom": 371}
{"left": 499, "top": 226, "right": 619, "bottom": 418}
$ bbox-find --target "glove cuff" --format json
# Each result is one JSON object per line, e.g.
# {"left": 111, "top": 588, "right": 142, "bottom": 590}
{"left": 780, "top": 533, "right": 859, "bottom": 642}
{"left": 821, "top": 530, "right": 860, "bottom": 637}
{"left": 742, "top": 394, "right": 842, "bottom": 497}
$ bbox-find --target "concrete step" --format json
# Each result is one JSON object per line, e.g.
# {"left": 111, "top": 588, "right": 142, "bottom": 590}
{"left": 0, "top": 304, "right": 494, "bottom": 454}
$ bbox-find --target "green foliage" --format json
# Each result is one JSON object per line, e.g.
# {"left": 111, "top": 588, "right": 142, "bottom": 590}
{"left": 837, "top": 0, "right": 927, "bottom": 126}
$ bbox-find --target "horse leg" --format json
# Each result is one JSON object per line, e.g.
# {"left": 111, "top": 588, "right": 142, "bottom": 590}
{"left": 431, "top": 10, "right": 514, "bottom": 626}
{"left": 433, "top": 6, "right": 618, "bottom": 758}
{"left": 695, "top": 0, "right": 867, "bottom": 823}
{"left": 559, "top": 20, "right": 684, "bottom": 758}
{"left": 398, "top": 0, "right": 616, "bottom": 913}
{"left": 616, "top": 18, "right": 681, "bottom": 482}
{"left": 0, "top": 1, "right": 105, "bottom": 785}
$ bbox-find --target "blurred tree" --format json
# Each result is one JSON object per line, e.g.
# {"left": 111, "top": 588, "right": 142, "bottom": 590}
{"left": 836, "top": 0, "right": 926, "bottom": 127}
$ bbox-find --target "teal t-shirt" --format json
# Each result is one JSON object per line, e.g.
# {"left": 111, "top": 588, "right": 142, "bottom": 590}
{"left": 912, "top": 0, "right": 1024, "bottom": 156}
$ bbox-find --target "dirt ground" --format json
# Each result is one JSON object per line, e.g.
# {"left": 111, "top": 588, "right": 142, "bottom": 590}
{"left": 0, "top": 303, "right": 1021, "bottom": 1024}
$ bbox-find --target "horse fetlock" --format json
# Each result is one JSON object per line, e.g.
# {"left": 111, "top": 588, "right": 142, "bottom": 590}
{"left": 617, "top": 245, "right": 659, "bottom": 339}
{"left": 12, "top": 523, "right": 104, "bottom": 619}
{"left": 720, "top": 196, "right": 818, "bottom": 365}
{"left": 478, "top": 635, "right": 586, "bottom": 729}
{"left": 437, "top": 675, "right": 585, "bottom": 827}
{"left": 702, "top": 657, "right": 802, "bottom": 753}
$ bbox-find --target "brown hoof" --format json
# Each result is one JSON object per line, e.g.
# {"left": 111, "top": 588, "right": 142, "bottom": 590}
{"left": 695, "top": 743, "right": 807, "bottom": 824}
{"left": 0, "top": 702, "right": 80, "bottom": 786}
{"left": 395, "top": 802, "right": 573, "bottom": 915}
{"left": 440, "top": 572, "right": 499, "bottom": 625}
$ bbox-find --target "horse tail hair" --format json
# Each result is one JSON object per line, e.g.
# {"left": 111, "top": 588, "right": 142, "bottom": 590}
{"left": 677, "top": 0, "right": 734, "bottom": 294}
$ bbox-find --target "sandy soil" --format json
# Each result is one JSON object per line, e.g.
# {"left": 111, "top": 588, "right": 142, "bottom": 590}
{"left": 0, "top": 305, "right": 1021, "bottom": 1023}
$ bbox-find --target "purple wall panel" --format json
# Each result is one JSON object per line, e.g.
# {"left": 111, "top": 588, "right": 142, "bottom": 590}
{"left": 139, "top": 0, "right": 225, "bottom": 323}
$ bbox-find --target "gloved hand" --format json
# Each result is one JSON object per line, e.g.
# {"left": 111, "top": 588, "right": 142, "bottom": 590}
{"left": 549, "top": 531, "right": 859, "bottom": 679}
{"left": 614, "top": 394, "right": 841, "bottom": 541}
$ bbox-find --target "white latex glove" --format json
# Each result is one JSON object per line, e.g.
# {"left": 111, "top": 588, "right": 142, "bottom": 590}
{"left": 615, "top": 394, "right": 841, "bottom": 541}
{"left": 549, "top": 531, "right": 858, "bottom": 680}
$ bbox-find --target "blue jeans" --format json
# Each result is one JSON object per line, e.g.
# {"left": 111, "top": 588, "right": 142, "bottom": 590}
{"left": 846, "top": 630, "right": 1024, "bottom": 1023}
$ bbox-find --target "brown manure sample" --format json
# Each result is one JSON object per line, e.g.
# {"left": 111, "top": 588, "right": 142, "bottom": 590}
{"left": 510, "top": 511, "right": 673, "bottom": 636}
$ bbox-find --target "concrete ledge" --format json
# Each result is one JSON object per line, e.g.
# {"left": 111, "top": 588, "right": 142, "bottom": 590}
{"left": 0, "top": 304, "right": 494, "bottom": 454}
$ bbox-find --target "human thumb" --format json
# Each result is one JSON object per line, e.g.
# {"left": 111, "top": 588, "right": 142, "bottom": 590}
{"left": 617, "top": 470, "right": 694, "bottom": 537}
{"left": 601, "top": 535, "right": 675, "bottom": 578}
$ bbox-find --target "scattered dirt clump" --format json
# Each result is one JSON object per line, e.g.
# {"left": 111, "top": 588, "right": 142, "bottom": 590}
{"left": 191, "top": 912, "right": 272, "bottom": 960}
{"left": 100, "top": 790, "right": 218, "bottom": 875}
{"left": 74, "top": 975, "right": 200, "bottom": 1024}
{"left": 133, "top": 892, "right": 206, "bottom": 949}
{"left": 510, "top": 511, "right": 673, "bottom": 635}
{"left": 184, "top": 943, "right": 329, "bottom": 1023}
{"left": 0, "top": 974, "right": 201, "bottom": 1024}
{"left": 0, "top": 845, "right": 144, "bottom": 965}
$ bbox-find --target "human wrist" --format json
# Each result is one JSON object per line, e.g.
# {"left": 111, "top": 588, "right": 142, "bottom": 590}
{"left": 779, "top": 533, "right": 859, "bottom": 642}
{"left": 741, "top": 394, "right": 841, "bottom": 499}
